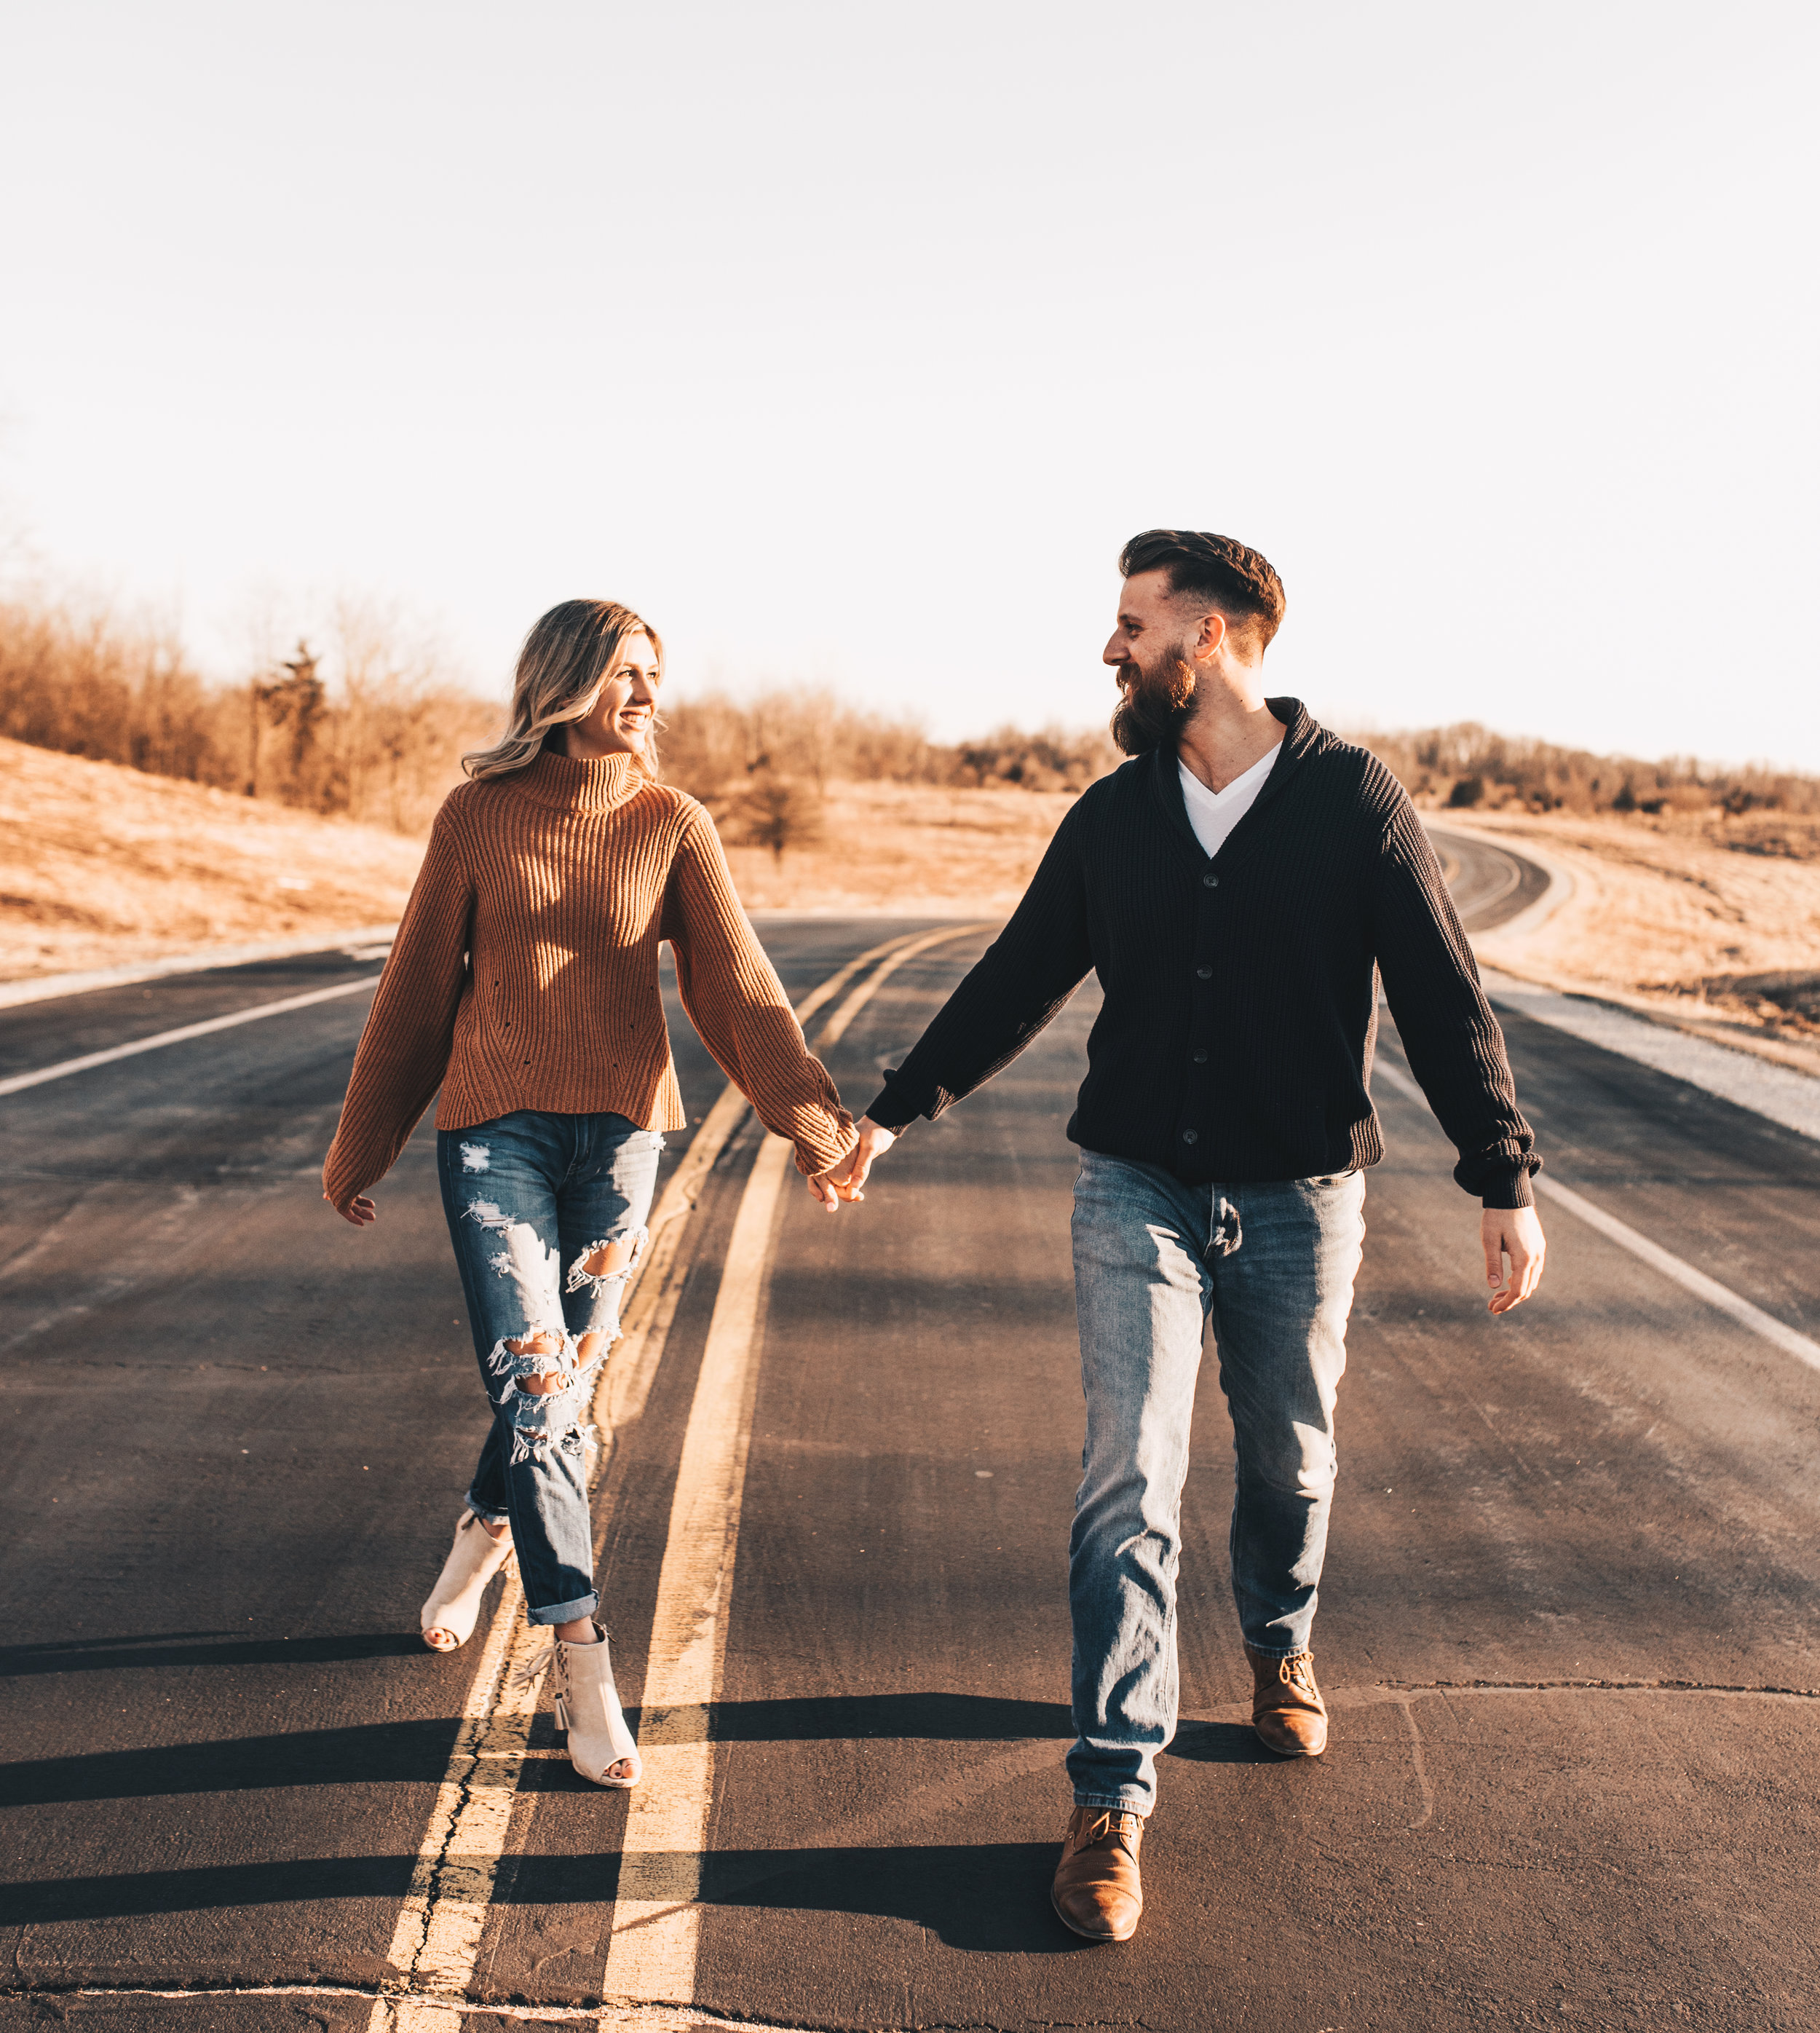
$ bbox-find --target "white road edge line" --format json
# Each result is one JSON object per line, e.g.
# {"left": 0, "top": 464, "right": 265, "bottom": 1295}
{"left": 0, "top": 974, "right": 382, "bottom": 1097}
{"left": 370, "top": 923, "right": 992, "bottom": 2026}
{"left": 1531, "top": 1175, "right": 1820, "bottom": 1374}
{"left": 1373, "top": 1059, "right": 1820, "bottom": 1374}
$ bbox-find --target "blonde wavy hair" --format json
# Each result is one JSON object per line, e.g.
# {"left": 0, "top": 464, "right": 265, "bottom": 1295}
{"left": 463, "top": 599, "right": 665, "bottom": 781}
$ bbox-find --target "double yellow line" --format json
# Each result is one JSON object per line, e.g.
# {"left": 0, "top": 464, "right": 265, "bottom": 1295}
{"left": 372, "top": 920, "right": 992, "bottom": 2026}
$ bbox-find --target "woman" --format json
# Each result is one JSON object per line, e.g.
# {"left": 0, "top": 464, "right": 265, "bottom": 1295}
{"left": 322, "top": 599, "right": 858, "bottom": 1788}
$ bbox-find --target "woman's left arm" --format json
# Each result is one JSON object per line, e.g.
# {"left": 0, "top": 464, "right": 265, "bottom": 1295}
{"left": 661, "top": 808, "right": 855, "bottom": 1180}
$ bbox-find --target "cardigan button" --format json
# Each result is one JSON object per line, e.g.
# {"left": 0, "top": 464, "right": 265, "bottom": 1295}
{"left": 1181, "top": 1128, "right": 1199, "bottom": 1145}
{"left": 1195, "top": 966, "right": 1212, "bottom": 979}
{"left": 1203, "top": 873, "right": 1219, "bottom": 888}
{"left": 1192, "top": 1049, "right": 1208, "bottom": 1064}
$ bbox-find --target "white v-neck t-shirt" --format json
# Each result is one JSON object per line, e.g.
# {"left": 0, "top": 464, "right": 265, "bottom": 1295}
{"left": 1178, "top": 742, "right": 1282, "bottom": 861}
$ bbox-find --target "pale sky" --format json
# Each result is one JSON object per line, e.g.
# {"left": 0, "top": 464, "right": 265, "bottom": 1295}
{"left": 3, "top": 1, "right": 1816, "bottom": 766}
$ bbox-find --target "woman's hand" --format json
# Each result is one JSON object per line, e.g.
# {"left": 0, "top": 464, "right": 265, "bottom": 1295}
{"left": 325, "top": 1189, "right": 378, "bottom": 1228}
{"left": 804, "top": 1118, "right": 896, "bottom": 1215}
{"left": 806, "top": 1153, "right": 859, "bottom": 1214}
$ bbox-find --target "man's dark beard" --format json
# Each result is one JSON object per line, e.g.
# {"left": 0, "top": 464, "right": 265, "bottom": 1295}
{"left": 1110, "top": 655, "right": 1197, "bottom": 757}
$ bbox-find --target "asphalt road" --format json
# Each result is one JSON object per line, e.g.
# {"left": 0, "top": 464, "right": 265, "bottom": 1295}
{"left": 2, "top": 846, "right": 1818, "bottom": 2032}
{"left": 1426, "top": 824, "right": 1554, "bottom": 931}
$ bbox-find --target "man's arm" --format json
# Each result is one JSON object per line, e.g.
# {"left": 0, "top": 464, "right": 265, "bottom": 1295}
{"left": 853, "top": 803, "right": 1096, "bottom": 1161}
{"left": 1371, "top": 799, "right": 1547, "bottom": 1311}
{"left": 1372, "top": 802, "right": 1538, "bottom": 1203}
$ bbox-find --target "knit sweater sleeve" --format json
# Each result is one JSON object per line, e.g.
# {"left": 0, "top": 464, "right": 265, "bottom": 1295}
{"left": 863, "top": 802, "right": 1093, "bottom": 1131}
{"left": 660, "top": 807, "right": 855, "bottom": 1177}
{"left": 321, "top": 804, "right": 474, "bottom": 1210}
{"left": 1369, "top": 797, "right": 1540, "bottom": 1207}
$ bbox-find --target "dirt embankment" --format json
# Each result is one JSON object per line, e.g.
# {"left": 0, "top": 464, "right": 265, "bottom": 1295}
{"left": 0, "top": 743, "right": 1071, "bottom": 985}
{"left": 714, "top": 781, "right": 1074, "bottom": 914}
{"left": 1437, "top": 807, "right": 1820, "bottom": 1066}
{"left": 0, "top": 737, "right": 427, "bottom": 981}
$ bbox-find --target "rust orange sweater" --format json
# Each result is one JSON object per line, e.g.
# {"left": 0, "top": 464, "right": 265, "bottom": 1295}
{"left": 321, "top": 749, "right": 854, "bottom": 1209}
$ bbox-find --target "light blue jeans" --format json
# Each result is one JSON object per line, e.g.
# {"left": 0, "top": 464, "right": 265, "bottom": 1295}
{"left": 1067, "top": 1152, "right": 1366, "bottom": 1814}
{"left": 438, "top": 1110, "right": 663, "bottom": 1627}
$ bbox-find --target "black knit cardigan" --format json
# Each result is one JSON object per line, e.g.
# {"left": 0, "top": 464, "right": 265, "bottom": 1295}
{"left": 866, "top": 699, "right": 1540, "bottom": 1208}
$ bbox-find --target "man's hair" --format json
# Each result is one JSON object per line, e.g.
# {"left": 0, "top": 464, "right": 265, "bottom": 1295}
{"left": 1118, "top": 529, "right": 1286, "bottom": 653}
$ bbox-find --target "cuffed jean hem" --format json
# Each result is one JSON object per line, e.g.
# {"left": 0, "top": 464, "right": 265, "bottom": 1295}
{"left": 523, "top": 1592, "right": 599, "bottom": 1627}
{"left": 1243, "top": 1641, "right": 1309, "bottom": 1659}
{"left": 464, "top": 1493, "right": 510, "bottom": 1526}
{"left": 1072, "top": 1790, "right": 1150, "bottom": 1815}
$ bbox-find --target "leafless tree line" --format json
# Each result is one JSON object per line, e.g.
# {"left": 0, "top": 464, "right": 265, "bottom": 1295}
{"left": 5, "top": 588, "right": 1813, "bottom": 851}
{"left": 1351, "top": 722, "right": 1820, "bottom": 823}
{"left": 0, "top": 592, "right": 497, "bottom": 834}
{"left": 654, "top": 689, "right": 1120, "bottom": 800}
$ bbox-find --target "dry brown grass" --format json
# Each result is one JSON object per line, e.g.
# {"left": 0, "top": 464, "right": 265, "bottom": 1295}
{"left": 0, "top": 746, "right": 1069, "bottom": 984}
{"left": 716, "top": 781, "right": 1073, "bottom": 914}
{"left": 0, "top": 735, "right": 426, "bottom": 981}
{"left": 1444, "top": 808, "right": 1820, "bottom": 1062}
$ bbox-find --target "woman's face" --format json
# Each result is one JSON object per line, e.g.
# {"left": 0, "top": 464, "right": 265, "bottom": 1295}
{"left": 566, "top": 633, "right": 661, "bottom": 760}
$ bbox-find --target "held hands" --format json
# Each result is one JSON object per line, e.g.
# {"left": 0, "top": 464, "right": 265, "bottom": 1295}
{"left": 805, "top": 1116, "right": 898, "bottom": 1215}
{"left": 1482, "top": 1204, "right": 1546, "bottom": 1314}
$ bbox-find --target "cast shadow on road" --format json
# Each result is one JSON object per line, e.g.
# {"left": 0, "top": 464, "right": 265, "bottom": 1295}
{"left": 1, "top": 1857, "right": 418, "bottom": 1924}
{"left": 0, "top": 1720, "right": 465, "bottom": 1807}
{"left": 0, "top": 1630, "right": 426, "bottom": 1678}
{"left": 555, "top": 1846, "right": 1079, "bottom": 1955}
{"left": 1, "top": 1699, "right": 1272, "bottom": 1809}
{"left": 633, "top": 1693, "right": 1273, "bottom": 1764}
{"left": 0, "top": 1847, "right": 1077, "bottom": 1954}
{"left": 655, "top": 1691, "right": 1076, "bottom": 1742}
{"left": 515, "top": 1694, "right": 1270, "bottom": 1788}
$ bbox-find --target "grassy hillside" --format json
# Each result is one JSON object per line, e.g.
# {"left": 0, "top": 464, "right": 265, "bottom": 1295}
{"left": 0, "top": 739, "right": 1068, "bottom": 984}
{"left": 0, "top": 737, "right": 426, "bottom": 981}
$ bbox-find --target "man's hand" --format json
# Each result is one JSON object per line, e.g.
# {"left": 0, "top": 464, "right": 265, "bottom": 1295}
{"left": 804, "top": 1116, "right": 898, "bottom": 1215}
{"left": 1482, "top": 1204, "right": 1546, "bottom": 1314}
{"left": 325, "top": 1189, "right": 377, "bottom": 1228}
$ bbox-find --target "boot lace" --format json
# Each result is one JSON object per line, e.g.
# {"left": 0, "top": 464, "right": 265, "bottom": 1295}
{"left": 508, "top": 1641, "right": 559, "bottom": 1694}
{"left": 1077, "top": 1809, "right": 1141, "bottom": 1853}
{"left": 1278, "top": 1651, "right": 1319, "bottom": 1701}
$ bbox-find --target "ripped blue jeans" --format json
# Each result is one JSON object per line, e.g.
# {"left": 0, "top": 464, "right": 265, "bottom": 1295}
{"left": 438, "top": 1110, "right": 663, "bottom": 1626}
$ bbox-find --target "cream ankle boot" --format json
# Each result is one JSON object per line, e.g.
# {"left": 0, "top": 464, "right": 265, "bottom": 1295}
{"left": 420, "top": 1511, "right": 515, "bottom": 1651}
{"left": 550, "top": 1622, "right": 641, "bottom": 1788}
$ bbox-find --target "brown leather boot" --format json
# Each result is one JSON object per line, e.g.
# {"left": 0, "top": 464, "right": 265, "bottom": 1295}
{"left": 1051, "top": 1804, "right": 1145, "bottom": 1942}
{"left": 1246, "top": 1644, "right": 1329, "bottom": 1756}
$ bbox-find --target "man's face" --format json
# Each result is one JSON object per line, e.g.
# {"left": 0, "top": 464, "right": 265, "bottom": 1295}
{"left": 1103, "top": 569, "right": 1195, "bottom": 684}
{"left": 1104, "top": 570, "right": 1200, "bottom": 755}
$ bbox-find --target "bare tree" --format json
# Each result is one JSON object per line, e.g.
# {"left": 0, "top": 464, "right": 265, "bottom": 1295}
{"left": 726, "top": 771, "right": 827, "bottom": 867}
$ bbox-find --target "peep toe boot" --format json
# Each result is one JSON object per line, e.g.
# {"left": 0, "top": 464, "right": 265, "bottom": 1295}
{"left": 550, "top": 1622, "right": 641, "bottom": 1788}
{"left": 420, "top": 1510, "right": 515, "bottom": 1651}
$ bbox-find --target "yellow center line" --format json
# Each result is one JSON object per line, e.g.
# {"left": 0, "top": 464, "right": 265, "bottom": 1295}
{"left": 371, "top": 920, "right": 990, "bottom": 2023}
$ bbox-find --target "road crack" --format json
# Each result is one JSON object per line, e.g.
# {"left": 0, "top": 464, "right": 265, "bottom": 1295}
{"left": 0, "top": 1980, "right": 914, "bottom": 2032}
{"left": 1375, "top": 1675, "right": 1819, "bottom": 1697}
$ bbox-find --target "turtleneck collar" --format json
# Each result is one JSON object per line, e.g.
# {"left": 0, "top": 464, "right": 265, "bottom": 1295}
{"left": 509, "top": 746, "right": 644, "bottom": 814}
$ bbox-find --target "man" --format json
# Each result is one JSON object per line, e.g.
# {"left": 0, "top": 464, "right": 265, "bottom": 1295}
{"left": 837, "top": 530, "right": 1546, "bottom": 1943}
